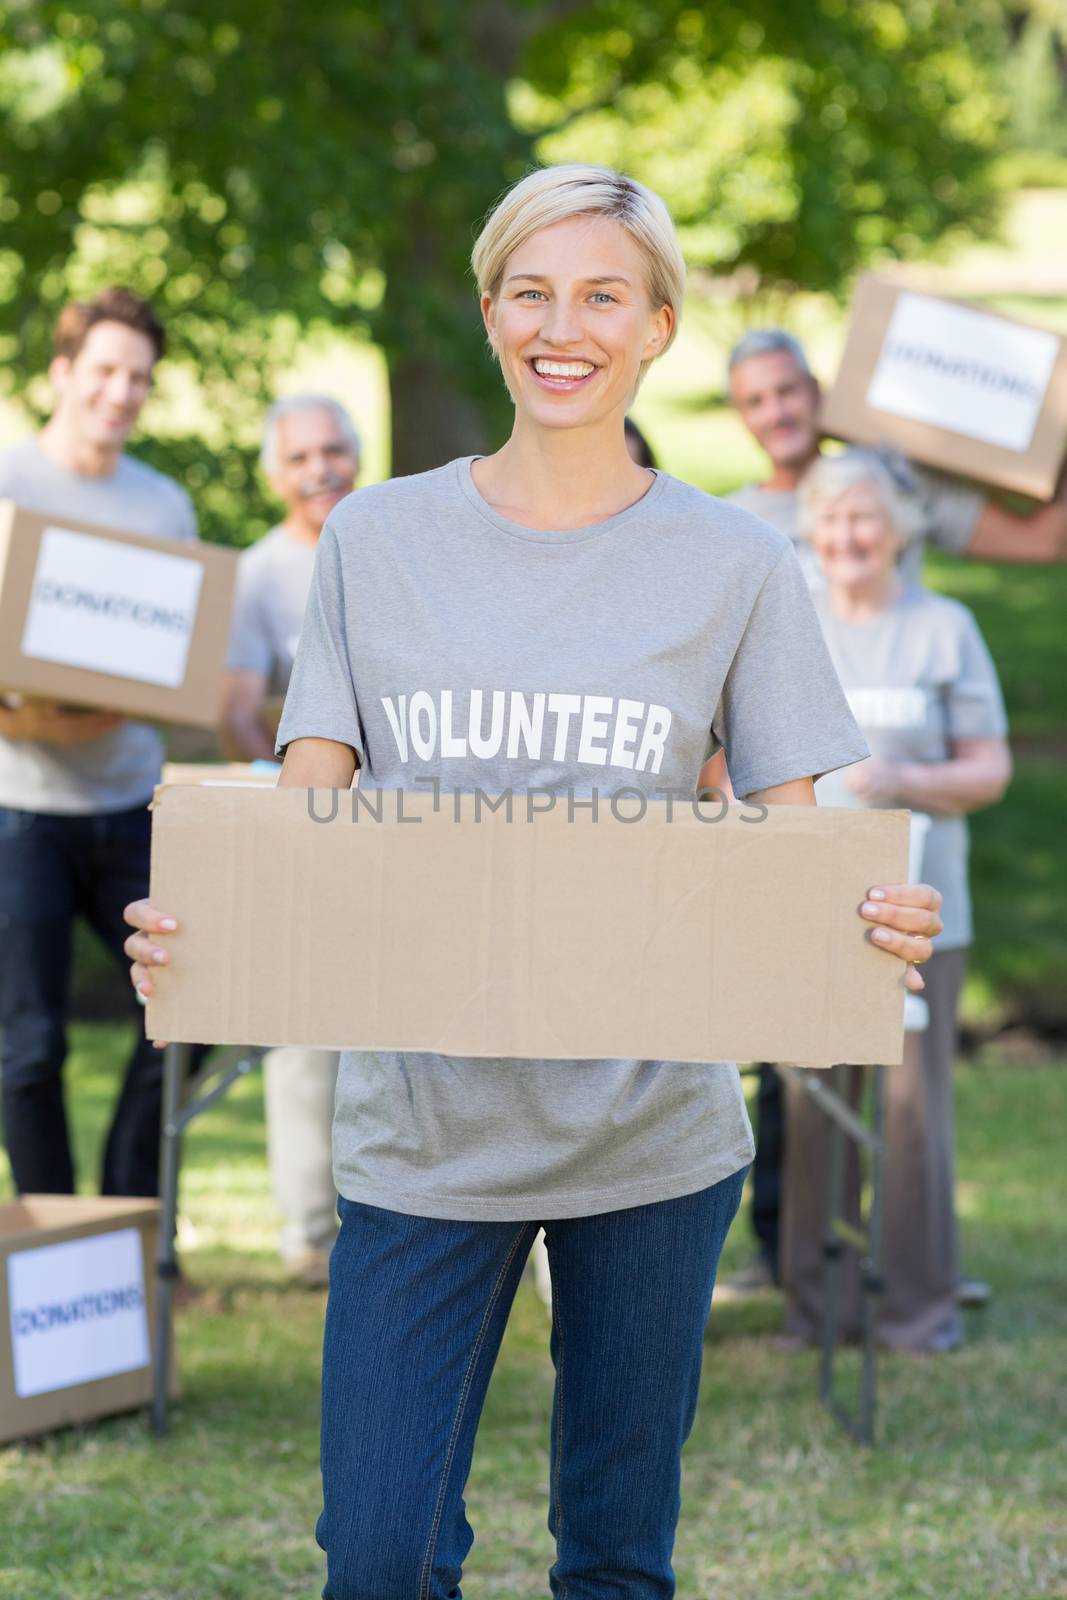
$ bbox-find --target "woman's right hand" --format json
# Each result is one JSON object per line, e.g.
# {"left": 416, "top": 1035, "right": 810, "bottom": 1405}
{"left": 123, "top": 898, "right": 179, "bottom": 1047}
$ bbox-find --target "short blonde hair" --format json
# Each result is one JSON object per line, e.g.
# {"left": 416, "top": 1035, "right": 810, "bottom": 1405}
{"left": 799, "top": 448, "right": 928, "bottom": 553}
{"left": 471, "top": 164, "right": 685, "bottom": 380}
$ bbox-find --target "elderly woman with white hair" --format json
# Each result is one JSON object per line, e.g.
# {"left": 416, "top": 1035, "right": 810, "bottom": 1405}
{"left": 780, "top": 449, "right": 1012, "bottom": 1354}
{"left": 126, "top": 171, "right": 943, "bottom": 1596}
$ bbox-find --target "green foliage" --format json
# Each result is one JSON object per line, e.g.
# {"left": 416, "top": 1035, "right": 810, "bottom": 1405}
{"left": 0, "top": 0, "right": 1011, "bottom": 491}
{"left": 526, "top": 0, "right": 1007, "bottom": 294}
{"left": 1003, "top": 12, "right": 1067, "bottom": 161}
{"left": 133, "top": 435, "right": 276, "bottom": 549}
{"left": 0, "top": 0, "right": 533, "bottom": 473}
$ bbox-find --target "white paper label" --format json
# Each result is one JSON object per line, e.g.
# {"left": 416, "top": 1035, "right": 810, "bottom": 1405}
{"left": 21, "top": 527, "right": 204, "bottom": 688}
{"left": 866, "top": 292, "right": 1059, "bottom": 453}
{"left": 8, "top": 1228, "right": 150, "bottom": 1398}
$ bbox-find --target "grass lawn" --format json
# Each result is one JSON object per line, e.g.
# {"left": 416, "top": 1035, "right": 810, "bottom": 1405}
{"left": 1, "top": 1026, "right": 1065, "bottom": 1599}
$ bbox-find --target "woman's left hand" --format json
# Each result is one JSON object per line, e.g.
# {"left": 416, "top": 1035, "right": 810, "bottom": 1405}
{"left": 846, "top": 758, "right": 903, "bottom": 806}
{"left": 860, "top": 882, "right": 943, "bottom": 992}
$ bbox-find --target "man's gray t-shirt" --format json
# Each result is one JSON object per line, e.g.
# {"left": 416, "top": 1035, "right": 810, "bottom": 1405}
{"left": 277, "top": 456, "right": 870, "bottom": 1222}
{"left": 0, "top": 437, "right": 198, "bottom": 814}
{"left": 728, "top": 466, "right": 984, "bottom": 592}
{"left": 227, "top": 524, "right": 317, "bottom": 694}
{"left": 812, "top": 587, "right": 1007, "bottom": 949}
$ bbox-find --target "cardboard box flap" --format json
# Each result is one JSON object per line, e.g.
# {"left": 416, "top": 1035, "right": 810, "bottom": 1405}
{"left": 147, "top": 786, "right": 909, "bottom": 1067}
{"left": 0, "top": 1195, "right": 161, "bottom": 1244}
{"left": 819, "top": 276, "right": 1067, "bottom": 500}
{"left": 0, "top": 500, "right": 237, "bottom": 726}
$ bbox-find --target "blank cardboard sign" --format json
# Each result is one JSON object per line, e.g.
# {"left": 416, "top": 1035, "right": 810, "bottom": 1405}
{"left": 146, "top": 786, "right": 909, "bottom": 1067}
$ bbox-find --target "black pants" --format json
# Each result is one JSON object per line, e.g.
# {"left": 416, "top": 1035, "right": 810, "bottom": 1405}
{"left": 751, "top": 1063, "right": 784, "bottom": 1278}
{"left": 0, "top": 799, "right": 162, "bottom": 1196}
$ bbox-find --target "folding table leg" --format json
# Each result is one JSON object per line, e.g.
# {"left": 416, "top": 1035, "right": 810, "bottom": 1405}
{"left": 859, "top": 1063, "right": 886, "bottom": 1445}
{"left": 819, "top": 1064, "right": 847, "bottom": 1408}
{"left": 151, "top": 1042, "right": 187, "bottom": 1439}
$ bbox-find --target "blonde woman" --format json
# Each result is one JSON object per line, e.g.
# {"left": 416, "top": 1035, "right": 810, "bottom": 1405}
{"left": 125, "top": 170, "right": 941, "bottom": 1598}
{"left": 780, "top": 450, "right": 1011, "bottom": 1354}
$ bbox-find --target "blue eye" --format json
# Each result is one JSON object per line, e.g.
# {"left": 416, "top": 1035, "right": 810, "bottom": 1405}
{"left": 518, "top": 289, "right": 546, "bottom": 300}
{"left": 590, "top": 293, "right": 616, "bottom": 305}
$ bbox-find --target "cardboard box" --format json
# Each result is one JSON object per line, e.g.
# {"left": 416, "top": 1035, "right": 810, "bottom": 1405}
{"left": 0, "top": 1195, "right": 174, "bottom": 1445}
{"left": 0, "top": 501, "right": 238, "bottom": 727}
{"left": 161, "top": 760, "right": 280, "bottom": 786}
{"left": 819, "top": 276, "right": 1067, "bottom": 499}
{"left": 146, "top": 785, "right": 909, "bottom": 1068}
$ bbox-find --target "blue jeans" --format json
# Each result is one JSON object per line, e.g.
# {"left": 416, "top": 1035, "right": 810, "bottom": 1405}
{"left": 318, "top": 1167, "right": 747, "bottom": 1599}
{"left": 0, "top": 800, "right": 161, "bottom": 1195}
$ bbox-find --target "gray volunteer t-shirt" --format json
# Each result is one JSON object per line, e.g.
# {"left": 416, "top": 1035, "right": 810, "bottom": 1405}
{"left": 227, "top": 523, "right": 318, "bottom": 695}
{"left": 728, "top": 465, "right": 983, "bottom": 592}
{"left": 0, "top": 437, "right": 198, "bottom": 814}
{"left": 277, "top": 457, "right": 870, "bottom": 1222}
{"left": 812, "top": 586, "right": 1007, "bottom": 949}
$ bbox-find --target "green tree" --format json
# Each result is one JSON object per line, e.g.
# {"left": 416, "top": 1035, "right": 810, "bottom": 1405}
{"left": 0, "top": 0, "right": 1006, "bottom": 535}
{"left": 1002, "top": 5, "right": 1067, "bottom": 160}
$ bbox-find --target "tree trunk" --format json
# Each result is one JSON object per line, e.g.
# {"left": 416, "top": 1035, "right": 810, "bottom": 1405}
{"left": 388, "top": 339, "right": 493, "bottom": 477}
{"left": 382, "top": 215, "right": 517, "bottom": 476}
{"left": 381, "top": 2, "right": 534, "bottom": 476}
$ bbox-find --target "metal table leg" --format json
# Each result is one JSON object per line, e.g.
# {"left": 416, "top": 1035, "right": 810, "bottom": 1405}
{"left": 149, "top": 1045, "right": 262, "bottom": 1439}
{"left": 819, "top": 1064, "right": 847, "bottom": 1409}
{"left": 152, "top": 1041, "right": 187, "bottom": 1439}
{"left": 859, "top": 1064, "right": 887, "bottom": 1445}
{"left": 784, "top": 1062, "right": 886, "bottom": 1445}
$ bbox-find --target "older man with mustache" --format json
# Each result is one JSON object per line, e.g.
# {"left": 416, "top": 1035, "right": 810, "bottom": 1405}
{"left": 223, "top": 394, "right": 361, "bottom": 1286}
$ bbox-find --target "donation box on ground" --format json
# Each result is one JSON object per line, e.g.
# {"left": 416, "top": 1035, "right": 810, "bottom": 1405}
{"left": 819, "top": 276, "right": 1067, "bottom": 499}
{"left": 146, "top": 785, "right": 910, "bottom": 1069}
{"left": 0, "top": 501, "right": 238, "bottom": 727}
{"left": 0, "top": 1195, "right": 175, "bottom": 1444}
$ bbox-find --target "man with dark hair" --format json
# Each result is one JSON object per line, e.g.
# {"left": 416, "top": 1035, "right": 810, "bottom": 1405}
{"left": 0, "top": 286, "right": 197, "bottom": 1198}
{"left": 51, "top": 285, "right": 167, "bottom": 366}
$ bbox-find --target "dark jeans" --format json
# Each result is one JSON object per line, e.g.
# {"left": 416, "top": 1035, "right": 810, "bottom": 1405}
{"left": 751, "top": 1063, "right": 783, "bottom": 1278}
{"left": 0, "top": 799, "right": 161, "bottom": 1196}
{"left": 318, "top": 1168, "right": 747, "bottom": 1600}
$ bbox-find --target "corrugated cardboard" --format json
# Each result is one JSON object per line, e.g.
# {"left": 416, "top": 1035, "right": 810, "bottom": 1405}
{"left": 819, "top": 276, "right": 1067, "bottom": 498}
{"left": 146, "top": 785, "right": 909, "bottom": 1067}
{"left": 161, "top": 761, "right": 280, "bottom": 786}
{"left": 0, "top": 500, "right": 238, "bottom": 726}
{"left": 0, "top": 1195, "right": 175, "bottom": 1444}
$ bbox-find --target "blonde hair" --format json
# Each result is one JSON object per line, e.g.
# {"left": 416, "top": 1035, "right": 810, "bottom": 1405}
{"left": 799, "top": 448, "right": 929, "bottom": 554}
{"left": 471, "top": 164, "right": 685, "bottom": 382}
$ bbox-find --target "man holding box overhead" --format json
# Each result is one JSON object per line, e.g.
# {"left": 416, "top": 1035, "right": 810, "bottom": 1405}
{"left": 718, "top": 325, "right": 1065, "bottom": 1300}
{"left": 0, "top": 287, "right": 197, "bottom": 1199}
{"left": 222, "top": 394, "right": 361, "bottom": 1287}
{"left": 726, "top": 328, "right": 1067, "bottom": 581}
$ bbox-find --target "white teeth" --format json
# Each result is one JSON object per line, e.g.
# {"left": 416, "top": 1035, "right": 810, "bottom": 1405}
{"left": 532, "top": 358, "right": 595, "bottom": 378}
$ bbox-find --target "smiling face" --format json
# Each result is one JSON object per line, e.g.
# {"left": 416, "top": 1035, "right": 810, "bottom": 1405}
{"left": 50, "top": 320, "right": 156, "bottom": 450}
{"left": 270, "top": 407, "right": 360, "bottom": 537}
{"left": 809, "top": 479, "right": 904, "bottom": 591}
{"left": 481, "top": 214, "right": 673, "bottom": 434}
{"left": 729, "top": 349, "right": 820, "bottom": 471}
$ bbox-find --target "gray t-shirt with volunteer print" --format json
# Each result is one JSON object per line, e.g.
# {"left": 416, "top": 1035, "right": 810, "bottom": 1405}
{"left": 277, "top": 456, "right": 870, "bottom": 1222}
{"left": 227, "top": 523, "right": 318, "bottom": 695}
{"left": 728, "top": 465, "right": 984, "bottom": 592}
{"left": 0, "top": 436, "right": 198, "bottom": 815}
{"left": 812, "top": 586, "right": 1007, "bottom": 950}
